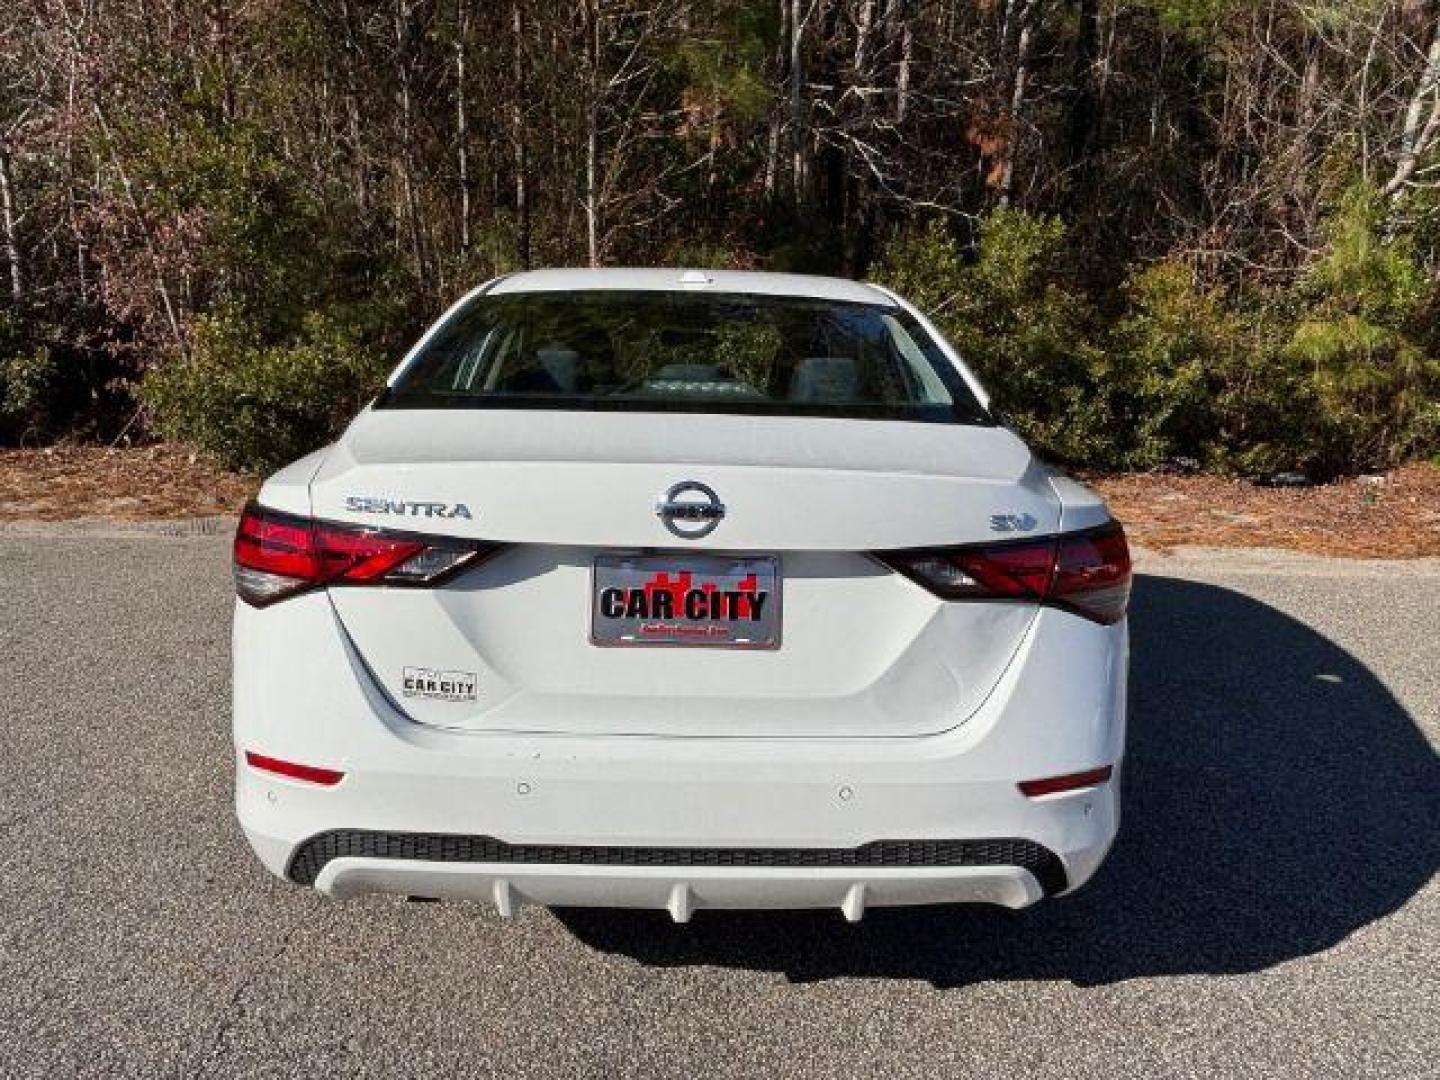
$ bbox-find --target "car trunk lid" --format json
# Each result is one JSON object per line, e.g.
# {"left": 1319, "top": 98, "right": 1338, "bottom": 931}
{"left": 312, "top": 409, "right": 1058, "bottom": 737}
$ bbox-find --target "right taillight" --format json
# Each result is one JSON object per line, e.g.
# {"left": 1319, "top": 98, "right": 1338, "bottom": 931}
{"left": 233, "top": 501, "right": 500, "bottom": 608}
{"left": 1048, "top": 523, "right": 1132, "bottom": 625}
{"left": 877, "top": 522, "right": 1131, "bottom": 625}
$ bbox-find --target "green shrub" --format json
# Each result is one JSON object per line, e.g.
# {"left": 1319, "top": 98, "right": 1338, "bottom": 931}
{"left": 1106, "top": 260, "right": 1312, "bottom": 474}
{"left": 876, "top": 195, "right": 1440, "bottom": 478}
{"left": 0, "top": 343, "right": 62, "bottom": 444}
{"left": 1281, "top": 188, "right": 1440, "bottom": 474}
{"left": 0, "top": 314, "right": 68, "bottom": 444}
{"left": 1104, "top": 190, "right": 1440, "bottom": 478}
{"left": 1108, "top": 261, "right": 1232, "bottom": 468}
{"left": 142, "top": 308, "right": 391, "bottom": 472}
{"left": 873, "top": 211, "right": 1115, "bottom": 465}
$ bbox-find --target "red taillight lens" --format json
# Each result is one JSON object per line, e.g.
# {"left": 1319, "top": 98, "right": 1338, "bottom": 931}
{"left": 244, "top": 750, "right": 345, "bottom": 786}
{"left": 951, "top": 539, "right": 1057, "bottom": 599}
{"left": 313, "top": 526, "right": 427, "bottom": 584}
{"left": 234, "top": 507, "right": 322, "bottom": 582}
{"left": 233, "top": 502, "right": 494, "bottom": 607}
{"left": 1050, "top": 524, "right": 1132, "bottom": 625}
{"left": 878, "top": 522, "right": 1131, "bottom": 625}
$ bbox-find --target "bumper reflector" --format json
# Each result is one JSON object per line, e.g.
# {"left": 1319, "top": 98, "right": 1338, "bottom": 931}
{"left": 244, "top": 750, "right": 345, "bottom": 787}
{"left": 1018, "top": 765, "right": 1114, "bottom": 798}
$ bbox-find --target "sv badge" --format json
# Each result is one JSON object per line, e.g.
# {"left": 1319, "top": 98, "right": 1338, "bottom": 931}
{"left": 989, "top": 513, "right": 1038, "bottom": 533}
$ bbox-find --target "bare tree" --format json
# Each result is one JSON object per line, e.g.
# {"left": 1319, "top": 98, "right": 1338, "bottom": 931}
{"left": 1383, "top": 12, "right": 1440, "bottom": 203}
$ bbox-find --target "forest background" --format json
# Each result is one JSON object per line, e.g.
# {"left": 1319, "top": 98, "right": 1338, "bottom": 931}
{"left": 1, "top": 0, "right": 1438, "bottom": 476}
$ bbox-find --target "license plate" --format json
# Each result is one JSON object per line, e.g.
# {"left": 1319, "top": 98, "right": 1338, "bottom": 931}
{"left": 591, "top": 554, "right": 781, "bottom": 648}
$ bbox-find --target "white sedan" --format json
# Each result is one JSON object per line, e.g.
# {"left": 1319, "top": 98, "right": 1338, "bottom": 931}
{"left": 232, "top": 268, "right": 1130, "bottom": 921}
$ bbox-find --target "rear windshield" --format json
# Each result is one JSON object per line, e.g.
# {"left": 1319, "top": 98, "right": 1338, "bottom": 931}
{"left": 379, "top": 290, "right": 991, "bottom": 425}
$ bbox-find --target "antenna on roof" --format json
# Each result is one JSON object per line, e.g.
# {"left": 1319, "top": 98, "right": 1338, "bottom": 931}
{"left": 678, "top": 270, "right": 713, "bottom": 287}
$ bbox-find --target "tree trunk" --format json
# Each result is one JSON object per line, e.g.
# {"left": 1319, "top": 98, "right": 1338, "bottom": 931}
{"left": 705, "top": 119, "right": 722, "bottom": 209}
{"left": 584, "top": 1, "right": 601, "bottom": 267}
{"left": 1067, "top": 0, "right": 1100, "bottom": 168}
{"left": 65, "top": 55, "right": 89, "bottom": 306}
{"left": 0, "top": 140, "right": 24, "bottom": 306}
{"left": 854, "top": 0, "right": 876, "bottom": 79}
{"left": 788, "top": 0, "right": 807, "bottom": 205}
{"left": 1293, "top": 36, "right": 1320, "bottom": 218}
{"left": 764, "top": 114, "right": 781, "bottom": 198}
{"left": 395, "top": 0, "right": 426, "bottom": 286}
{"left": 998, "top": 0, "right": 1040, "bottom": 207}
{"left": 586, "top": 109, "right": 599, "bottom": 266}
{"left": 896, "top": 14, "right": 912, "bottom": 122}
{"left": 1383, "top": 17, "right": 1440, "bottom": 201}
{"left": 455, "top": 1, "right": 471, "bottom": 257}
{"left": 512, "top": 0, "right": 531, "bottom": 268}
{"left": 763, "top": 0, "right": 787, "bottom": 199}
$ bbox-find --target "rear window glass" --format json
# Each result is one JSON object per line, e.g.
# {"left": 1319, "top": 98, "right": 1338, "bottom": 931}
{"left": 379, "top": 290, "right": 991, "bottom": 425}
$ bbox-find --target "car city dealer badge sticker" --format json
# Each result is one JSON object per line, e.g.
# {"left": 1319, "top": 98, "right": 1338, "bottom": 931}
{"left": 402, "top": 666, "right": 477, "bottom": 702}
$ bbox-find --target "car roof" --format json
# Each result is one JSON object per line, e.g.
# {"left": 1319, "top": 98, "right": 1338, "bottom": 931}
{"left": 487, "top": 267, "right": 895, "bottom": 306}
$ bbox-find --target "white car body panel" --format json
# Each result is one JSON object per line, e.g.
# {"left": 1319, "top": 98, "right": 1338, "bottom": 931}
{"left": 309, "top": 410, "right": 1051, "bottom": 549}
{"left": 308, "top": 411, "right": 1057, "bottom": 738}
{"left": 328, "top": 548, "right": 1039, "bottom": 738}
{"left": 235, "top": 269, "right": 1129, "bottom": 918}
{"left": 1045, "top": 468, "right": 1114, "bottom": 532}
{"left": 235, "top": 594, "right": 1124, "bottom": 916}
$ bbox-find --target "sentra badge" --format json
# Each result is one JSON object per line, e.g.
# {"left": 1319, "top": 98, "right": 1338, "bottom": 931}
{"left": 346, "top": 496, "right": 472, "bottom": 520}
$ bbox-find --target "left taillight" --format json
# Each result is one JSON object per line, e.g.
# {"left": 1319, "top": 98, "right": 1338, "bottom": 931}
{"left": 233, "top": 501, "right": 497, "bottom": 608}
{"left": 877, "top": 521, "right": 1132, "bottom": 625}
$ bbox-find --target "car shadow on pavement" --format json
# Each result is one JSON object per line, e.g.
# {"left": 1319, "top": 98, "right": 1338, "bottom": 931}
{"left": 554, "top": 574, "right": 1440, "bottom": 987}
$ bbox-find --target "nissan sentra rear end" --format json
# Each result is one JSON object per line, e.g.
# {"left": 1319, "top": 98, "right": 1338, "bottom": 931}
{"left": 232, "top": 268, "right": 1129, "bottom": 921}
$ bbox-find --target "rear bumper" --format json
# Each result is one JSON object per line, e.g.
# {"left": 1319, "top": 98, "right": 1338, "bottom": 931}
{"left": 317, "top": 859, "right": 1048, "bottom": 918}
{"left": 234, "top": 593, "right": 1127, "bottom": 917}
{"left": 291, "top": 832, "right": 1066, "bottom": 916}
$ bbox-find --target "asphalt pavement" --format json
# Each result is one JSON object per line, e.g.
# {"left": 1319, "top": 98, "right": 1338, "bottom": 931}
{"left": 1, "top": 523, "right": 1436, "bottom": 1078}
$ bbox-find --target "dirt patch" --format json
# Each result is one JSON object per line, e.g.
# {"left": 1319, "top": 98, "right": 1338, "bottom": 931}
{"left": 2, "top": 445, "right": 1438, "bottom": 558}
{"left": 0, "top": 445, "right": 255, "bottom": 522}
{"left": 1089, "top": 464, "right": 1440, "bottom": 559}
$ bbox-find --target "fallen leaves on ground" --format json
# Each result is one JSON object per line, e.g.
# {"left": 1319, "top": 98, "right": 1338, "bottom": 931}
{"left": 0, "top": 444, "right": 255, "bottom": 522}
{"left": 1089, "top": 464, "right": 1440, "bottom": 558}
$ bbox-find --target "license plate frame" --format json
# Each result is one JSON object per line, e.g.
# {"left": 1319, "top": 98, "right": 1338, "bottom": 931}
{"left": 590, "top": 553, "right": 782, "bottom": 649}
